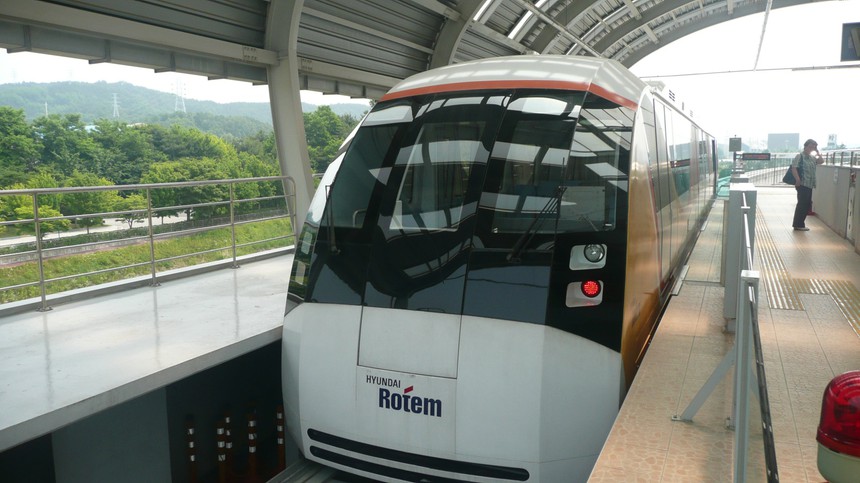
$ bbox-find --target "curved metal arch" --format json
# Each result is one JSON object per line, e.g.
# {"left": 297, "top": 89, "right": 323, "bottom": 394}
{"left": 581, "top": 0, "right": 813, "bottom": 65}
{"left": 529, "top": 0, "right": 596, "bottom": 53}
{"left": 429, "top": 0, "right": 488, "bottom": 68}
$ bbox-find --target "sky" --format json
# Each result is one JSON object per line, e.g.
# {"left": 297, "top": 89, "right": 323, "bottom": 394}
{"left": 629, "top": 0, "right": 860, "bottom": 149}
{"left": 0, "top": 50, "right": 362, "bottom": 107}
{"left": 1, "top": 1, "right": 858, "bottom": 148}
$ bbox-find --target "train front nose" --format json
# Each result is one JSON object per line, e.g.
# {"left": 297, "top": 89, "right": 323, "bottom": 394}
{"left": 298, "top": 306, "right": 461, "bottom": 455}
{"left": 284, "top": 304, "right": 622, "bottom": 482}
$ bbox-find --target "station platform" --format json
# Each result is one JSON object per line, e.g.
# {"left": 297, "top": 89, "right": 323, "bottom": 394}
{"left": 590, "top": 186, "right": 860, "bottom": 481}
{"left": 0, "top": 253, "right": 293, "bottom": 453}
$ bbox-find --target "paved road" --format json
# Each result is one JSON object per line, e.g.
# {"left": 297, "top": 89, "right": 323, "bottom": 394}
{"left": 0, "top": 215, "right": 184, "bottom": 248}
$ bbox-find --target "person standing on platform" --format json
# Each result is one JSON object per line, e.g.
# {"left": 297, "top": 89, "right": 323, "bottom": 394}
{"left": 791, "top": 139, "right": 824, "bottom": 231}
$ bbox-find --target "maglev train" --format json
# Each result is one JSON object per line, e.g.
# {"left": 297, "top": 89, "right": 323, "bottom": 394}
{"left": 282, "top": 55, "right": 715, "bottom": 482}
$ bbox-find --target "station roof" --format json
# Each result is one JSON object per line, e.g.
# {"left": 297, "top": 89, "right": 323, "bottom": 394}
{"left": 0, "top": 0, "right": 816, "bottom": 100}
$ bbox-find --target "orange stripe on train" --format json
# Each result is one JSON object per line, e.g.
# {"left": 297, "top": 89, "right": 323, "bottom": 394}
{"left": 380, "top": 79, "right": 639, "bottom": 110}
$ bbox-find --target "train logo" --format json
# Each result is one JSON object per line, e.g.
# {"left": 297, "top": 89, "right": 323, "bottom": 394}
{"left": 378, "top": 385, "right": 443, "bottom": 418}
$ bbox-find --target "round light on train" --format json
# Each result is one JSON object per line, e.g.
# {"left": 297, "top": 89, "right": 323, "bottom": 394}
{"left": 583, "top": 244, "right": 605, "bottom": 263}
{"left": 581, "top": 280, "right": 602, "bottom": 298}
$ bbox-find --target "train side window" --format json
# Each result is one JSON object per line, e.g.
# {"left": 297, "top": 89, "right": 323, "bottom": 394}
{"left": 558, "top": 95, "right": 633, "bottom": 233}
{"left": 327, "top": 124, "right": 402, "bottom": 229}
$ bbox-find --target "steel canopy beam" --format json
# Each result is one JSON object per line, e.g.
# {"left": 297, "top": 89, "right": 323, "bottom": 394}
{"left": 0, "top": 0, "right": 277, "bottom": 66}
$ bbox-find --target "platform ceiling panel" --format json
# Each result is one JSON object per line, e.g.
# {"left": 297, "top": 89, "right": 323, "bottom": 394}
{"left": 44, "top": 0, "right": 268, "bottom": 47}
{"left": 453, "top": 28, "right": 528, "bottom": 64}
{"left": 297, "top": 0, "right": 443, "bottom": 80}
{"left": 0, "top": 0, "right": 826, "bottom": 99}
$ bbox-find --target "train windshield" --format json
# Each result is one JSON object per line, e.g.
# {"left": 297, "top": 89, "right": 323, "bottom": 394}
{"left": 321, "top": 91, "right": 631, "bottom": 236}
{"left": 294, "top": 89, "right": 631, "bottom": 315}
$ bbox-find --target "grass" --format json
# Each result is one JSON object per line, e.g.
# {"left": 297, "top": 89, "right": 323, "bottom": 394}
{"left": 0, "top": 218, "right": 293, "bottom": 304}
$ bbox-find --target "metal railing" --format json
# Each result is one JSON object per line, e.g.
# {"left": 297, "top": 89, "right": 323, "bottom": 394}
{"left": 673, "top": 182, "right": 778, "bottom": 482}
{"left": 0, "top": 176, "right": 296, "bottom": 311}
{"left": 732, "top": 149, "right": 860, "bottom": 186}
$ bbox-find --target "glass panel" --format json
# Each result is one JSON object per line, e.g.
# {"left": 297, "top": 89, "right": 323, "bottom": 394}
{"left": 389, "top": 121, "right": 484, "bottom": 232}
{"left": 481, "top": 92, "right": 583, "bottom": 237}
{"left": 326, "top": 124, "right": 401, "bottom": 229}
{"left": 559, "top": 94, "right": 632, "bottom": 233}
{"left": 365, "top": 93, "right": 503, "bottom": 314}
{"left": 478, "top": 91, "right": 632, "bottom": 238}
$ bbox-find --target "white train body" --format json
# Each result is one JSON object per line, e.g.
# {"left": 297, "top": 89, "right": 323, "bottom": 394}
{"left": 283, "top": 56, "right": 715, "bottom": 481}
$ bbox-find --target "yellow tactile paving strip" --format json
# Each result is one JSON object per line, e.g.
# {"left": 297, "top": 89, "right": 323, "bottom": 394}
{"left": 755, "top": 208, "right": 860, "bottom": 336}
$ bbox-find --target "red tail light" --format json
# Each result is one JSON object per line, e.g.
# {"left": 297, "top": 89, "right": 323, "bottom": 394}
{"left": 817, "top": 371, "right": 860, "bottom": 458}
{"left": 580, "top": 280, "right": 601, "bottom": 298}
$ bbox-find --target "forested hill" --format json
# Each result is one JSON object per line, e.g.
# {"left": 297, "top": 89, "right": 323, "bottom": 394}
{"left": 0, "top": 81, "right": 370, "bottom": 138}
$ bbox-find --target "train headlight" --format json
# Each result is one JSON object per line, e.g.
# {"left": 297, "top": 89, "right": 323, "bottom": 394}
{"left": 583, "top": 244, "right": 606, "bottom": 263}
{"left": 569, "top": 244, "right": 606, "bottom": 270}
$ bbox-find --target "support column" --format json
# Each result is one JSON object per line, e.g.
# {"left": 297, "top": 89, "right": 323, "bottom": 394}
{"left": 265, "top": 0, "right": 313, "bottom": 236}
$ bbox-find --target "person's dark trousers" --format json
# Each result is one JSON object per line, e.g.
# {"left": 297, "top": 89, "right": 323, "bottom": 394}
{"left": 793, "top": 186, "right": 813, "bottom": 228}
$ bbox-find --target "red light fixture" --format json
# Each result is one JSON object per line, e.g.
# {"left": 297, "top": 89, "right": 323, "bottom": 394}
{"left": 817, "top": 370, "right": 860, "bottom": 482}
{"left": 580, "top": 280, "right": 601, "bottom": 298}
{"left": 818, "top": 371, "right": 860, "bottom": 456}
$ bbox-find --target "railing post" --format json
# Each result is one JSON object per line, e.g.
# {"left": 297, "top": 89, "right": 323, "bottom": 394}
{"left": 33, "top": 193, "right": 51, "bottom": 312}
{"left": 283, "top": 177, "right": 299, "bottom": 240}
{"left": 146, "top": 188, "right": 160, "bottom": 287}
{"left": 732, "top": 270, "right": 759, "bottom": 482}
{"left": 229, "top": 182, "right": 239, "bottom": 269}
{"left": 723, "top": 185, "right": 756, "bottom": 329}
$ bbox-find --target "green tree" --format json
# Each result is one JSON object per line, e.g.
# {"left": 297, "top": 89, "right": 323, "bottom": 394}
{"left": 144, "top": 124, "right": 238, "bottom": 162}
{"left": 61, "top": 171, "right": 120, "bottom": 234}
{"left": 141, "top": 158, "right": 228, "bottom": 220}
{"left": 14, "top": 205, "right": 71, "bottom": 239}
{"left": 303, "top": 106, "right": 362, "bottom": 173}
{"left": 31, "top": 114, "right": 106, "bottom": 177}
{"left": 90, "top": 119, "right": 166, "bottom": 185}
{"left": 26, "top": 170, "right": 62, "bottom": 212}
{"left": 114, "top": 193, "right": 148, "bottom": 229}
{"left": 140, "top": 161, "right": 187, "bottom": 221}
{"left": 233, "top": 130, "right": 277, "bottom": 161}
{"left": 0, "top": 107, "right": 40, "bottom": 185}
{"left": 0, "top": 183, "right": 31, "bottom": 222}
{"left": 179, "top": 157, "right": 230, "bottom": 219}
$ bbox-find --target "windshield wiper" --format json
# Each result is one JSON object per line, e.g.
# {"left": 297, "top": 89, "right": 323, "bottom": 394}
{"left": 579, "top": 214, "right": 599, "bottom": 232}
{"left": 324, "top": 184, "right": 339, "bottom": 254}
{"left": 506, "top": 185, "right": 565, "bottom": 263}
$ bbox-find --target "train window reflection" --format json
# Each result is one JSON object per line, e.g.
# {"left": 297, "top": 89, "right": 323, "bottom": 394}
{"left": 508, "top": 96, "right": 579, "bottom": 116}
{"left": 390, "top": 121, "right": 485, "bottom": 232}
{"left": 307, "top": 153, "right": 343, "bottom": 225}
{"left": 327, "top": 124, "right": 400, "bottom": 228}
{"left": 363, "top": 104, "right": 413, "bottom": 126}
{"left": 481, "top": 91, "right": 631, "bottom": 236}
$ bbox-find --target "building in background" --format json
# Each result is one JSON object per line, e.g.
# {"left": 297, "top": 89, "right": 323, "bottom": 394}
{"left": 767, "top": 133, "right": 800, "bottom": 153}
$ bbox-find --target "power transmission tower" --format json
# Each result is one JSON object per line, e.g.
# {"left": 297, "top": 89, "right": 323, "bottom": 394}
{"left": 112, "top": 93, "right": 120, "bottom": 118}
{"left": 174, "top": 80, "right": 187, "bottom": 113}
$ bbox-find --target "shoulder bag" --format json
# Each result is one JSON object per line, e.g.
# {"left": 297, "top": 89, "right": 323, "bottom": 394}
{"left": 782, "top": 160, "right": 803, "bottom": 185}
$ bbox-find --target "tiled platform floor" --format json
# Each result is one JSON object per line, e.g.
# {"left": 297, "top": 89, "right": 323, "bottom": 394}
{"left": 590, "top": 186, "right": 860, "bottom": 482}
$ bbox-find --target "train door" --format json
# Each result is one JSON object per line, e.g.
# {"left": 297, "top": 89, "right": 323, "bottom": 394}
{"left": 653, "top": 102, "right": 672, "bottom": 282}
{"left": 688, "top": 127, "right": 700, "bottom": 230}
{"left": 669, "top": 110, "right": 693, "bottom": 266}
